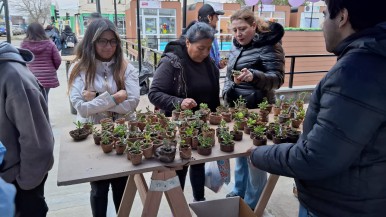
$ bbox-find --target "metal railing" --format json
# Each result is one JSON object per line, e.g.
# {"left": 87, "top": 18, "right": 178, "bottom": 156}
{"left": 121, "top": 39, "right": 336, "bottom": 88}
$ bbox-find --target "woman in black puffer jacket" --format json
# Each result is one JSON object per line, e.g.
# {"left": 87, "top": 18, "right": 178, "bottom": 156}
{"left": 222, "top": 9, "right": 285, "bottom": 108}
{"left": 223, "top": 8, "right": 285, "bottom": 210}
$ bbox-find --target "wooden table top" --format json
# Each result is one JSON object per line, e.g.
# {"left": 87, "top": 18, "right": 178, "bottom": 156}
{"left": 57, "top": 124, "right": 255, "bottom": 186}
{"left": 61, "top": 55, "right": 76, "bottom": 62}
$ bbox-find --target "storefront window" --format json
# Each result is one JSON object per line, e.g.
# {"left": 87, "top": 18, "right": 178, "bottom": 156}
{"left": 143, "top": 9, "right": 157, "bottom": 16}
{"left": 145, "top": 17, "right": 157, "bottom": 34}
{"left": 159, "top": 9, "right": 175, "bottom": 16}
{"left": 159, "top": 17, "right": 175, "bottom": 34}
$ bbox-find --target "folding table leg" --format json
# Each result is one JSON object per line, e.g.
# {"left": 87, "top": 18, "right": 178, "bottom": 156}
{"left": 254, "top": 174, "right": 280, "bottom": 217}
{"left": 134, "top": 173, "right": 148, "bottom": 204}
{"left": 117, "top": 175, "right": 138, "bottom": 217}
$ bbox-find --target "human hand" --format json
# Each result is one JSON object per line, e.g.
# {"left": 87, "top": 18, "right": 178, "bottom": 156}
{"left": 112, "top": 90, "right": 127, "bottom": 104}
{"left": 237, "top": 68, "right": 254, "bottom": 82}
{"left": 219, "top": 59, "right": 227, "bottom": 69}
{"left": 181, "top": 98, "right": 197, "bottom": 110}
{"left": 82, "top": 90, "right": 96, "bottom": 101}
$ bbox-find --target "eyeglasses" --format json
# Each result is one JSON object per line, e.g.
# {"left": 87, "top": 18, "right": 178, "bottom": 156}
{"left": 96, "top": 38, "right": 118, "bottom": 47}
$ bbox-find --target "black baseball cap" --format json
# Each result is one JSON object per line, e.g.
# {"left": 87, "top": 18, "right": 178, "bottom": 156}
{"left": 198, "top": 4, "right": 224, "bottom": 19}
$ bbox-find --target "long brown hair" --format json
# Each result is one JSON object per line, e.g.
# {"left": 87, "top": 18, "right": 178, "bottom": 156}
{"left": 230, "top": 8, "right": 270, "bottom": 33}
{"left": 25, "top": 23, "right": 49, "bottom": 41}
{"left": 68, "top": 18, "right": 127, "bottom": 92}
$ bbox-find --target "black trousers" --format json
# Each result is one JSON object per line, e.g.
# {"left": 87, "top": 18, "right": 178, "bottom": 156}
{"left": 90, "top": 176, "right": 128, "bottom": 217}
{"left": 13, "top": 174, "right": 49, "bottom": 217}
{"left": 176, "top": 163, "right": 205, "bottom": 201}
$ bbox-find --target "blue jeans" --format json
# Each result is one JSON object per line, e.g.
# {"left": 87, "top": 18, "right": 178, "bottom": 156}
{"left": 299, "top": 203, "right": 318, "bottom": 217}
{"left": 232, "top": 156, "right": 267, "bottom": 209}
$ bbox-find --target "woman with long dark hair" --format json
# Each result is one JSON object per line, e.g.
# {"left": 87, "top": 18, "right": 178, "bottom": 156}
{"left": 21, "top": 22, "right": 61, "bottom": 102}
{"left": 68, "top": 18, "right": 140, "bottom": 217}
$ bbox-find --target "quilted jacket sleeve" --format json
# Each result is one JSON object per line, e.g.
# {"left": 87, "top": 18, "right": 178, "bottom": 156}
{"left": 250, "top": 43, "right": 285, "bottom": 91}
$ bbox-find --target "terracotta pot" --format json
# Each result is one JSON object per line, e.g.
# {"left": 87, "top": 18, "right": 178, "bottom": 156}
{"left": 115, "top": 143, "right": 126, "bottom": 155}
{"left": 230, "top": 131, "right": 243, "bottom": 141}
{"left": 209, "top": 113, "right": 222, "bottom": 125}
{"left": 266, "top": 104, "right": 273, "bottom": 113}
{"left": 243, "top": 126, "right": 252, "bottom": 135}
{"left": 272, "top": 136, "right": 287, "bottom": 144}
{"left": 253, "top": 137, "right": 267, "bottom": 146}
{"left": 179, "top": 146, "right": 192, "bottom": 159}
{"left": 83, "top": 124, "right": 93, "bottom": 135}
{"left": 197, "top": 146, "right": 212, "bottom": 156}
{"left": 69, "top": 128, "right": 89, "bottom": 141}
{"left": 296, "top": 101, "right": 304, "bottom": 110}
{"left": 154, "top": 145, "right": 176, "bottom": 163}
{"left": 273, "top": 107, "right": 281, "bottom": 116}
{"left": 279, "top": 114, "right": 290, "bottom": 124}
{"left": 100, "top": 118, "right": 113, "bottom": 124}
{"left": 152, "top": 140, "right": 163, "bottom": 152}
{"left": 93, "top": 134, "right": 101, "bottom": 145}
{"left": 172, "top": 110, "right": 181, "bottom": 121}
{"left": 127, "top": 121, "right": 138, "bottom": 131}
{"left": 137, "top": 122, "right": 146, "bottom": 132}
{"left": 291, "top": 119, "right": 303, "bottom": 128}
{"left": 239, "top": 120, "right": 247, "bottom": 130}
{"left": 281, "top": 103, "right": 290, "bottom": 110}
{"left": 221, "top": 112, "right": 232, "bottom": 122}
{"left": 191, "top": 136, "right": 199, "bottom": 150}
{"left": 181, "top": 136, "right": 193, "bottom": 146}
{"left": 101, "top": 142, "right": 114, "bottom": 153}
{"left": 115, "top": 118, "right": 126, "bottom": 125}
{"left": 130, "top": 151, "right": 143, "bottom": 165}
{"left": 141, "top": 144, "right": 154, "bottom": 159}
{"left": 220, "top": 143, "right": 235, "bottom": 152}
{"left": 287, "top": 131, "right": 301, "bottom": 143}
{"left": 202, "top": 129, "right": 215, "bottom": 138}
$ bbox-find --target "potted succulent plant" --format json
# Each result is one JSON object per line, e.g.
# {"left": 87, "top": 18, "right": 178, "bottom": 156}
{"left": 83, "top": 122, "right": 93, "bottom": 135}
{"left": 115, "top": 137, "right": 127, "bottom": 155}
{"left": 230, "top": 121, "right": 243, "bottom": 141}
{"left": 154, "top": 139, "right": 177, "bottom": 163}
{"left": 296, "top": 92, "right": 308, "bottom": 109}
{"left": 272, "top": 125, "right": 287, "bottom": 144}
{"left": 100, "top": 133, "right": 114, "bottom": 153}
{"left": 208, "top": 111, "right": 222, "bottom": 125}
{"left": 179, "top": 139, "right": 192, "bottom": 160}
{"left": 172, "top": 101, "right": 182, "bottom": 121}
{"left": 233, "top": 111, "right": 247, "bottom": 130}
{"left": 291, "top": 108, "right": 306, "bottom": 128}
{"left": 279, "top": 108, "right": 291, "bottom": 124}
{"left": 201, "top": 123, "right": 215, "bottom": 146}
{"left": 129, "top": 141, "right": 143, "bottom": 165}
{"left": 113, "top": 124, "right": 127, "bottom": 140}
{"left": 216, "top": 119, "right": 229, "bottom": 138}
{"left": 258, "top": 100, "right": 270, "bottom": 122}
{"left": 273, "top": 96, "right": 283, "bottom": 116}
{"left": 141, "top": 132, "right": 154, "bottom": 159}
{"left": 197, "top": 103, "right": 210, "bottom": 122}
{"left": 287, "top": 128, "right": 301, "bottom": 143}
{"left": 252, "top": 125, "right": 267, "bottom": 146}
{"left": 219, "top": 130, "right": 235, "bottom": 152}
{"left": 244, "top": 118, "right": 256, "bottom": 135}
{"left": 231, "top": 69, "right": 242, "bottom": 85}
{"left": 92, "top": 126, "right": 102, "bottom": 145}
{"left": 69, "top": 121, "right": 89, "bottom": 140}
{"left": 197, "top": 135, "right": 213, "bottom": 156}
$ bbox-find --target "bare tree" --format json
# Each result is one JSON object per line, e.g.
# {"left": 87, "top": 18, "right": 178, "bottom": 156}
{"left": 10, "top": 0, "right": 51, "bottom": 24}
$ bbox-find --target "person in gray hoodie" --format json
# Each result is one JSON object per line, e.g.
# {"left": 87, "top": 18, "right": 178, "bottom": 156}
{"left": 0, "top": 42, "right": 54, "bottom": 217}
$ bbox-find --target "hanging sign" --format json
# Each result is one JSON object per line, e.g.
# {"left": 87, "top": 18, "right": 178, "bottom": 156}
{"left": 140, "top": 0, "right": 161, "bottom": 9}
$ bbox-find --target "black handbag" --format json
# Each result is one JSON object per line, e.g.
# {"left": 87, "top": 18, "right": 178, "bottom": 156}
{"left": 226, "top": 84, "right": 264, "bottom": 109}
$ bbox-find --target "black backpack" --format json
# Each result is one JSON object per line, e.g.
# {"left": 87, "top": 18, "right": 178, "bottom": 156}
{"left": 65, "top": 35, "right": 76, "bottom": 48}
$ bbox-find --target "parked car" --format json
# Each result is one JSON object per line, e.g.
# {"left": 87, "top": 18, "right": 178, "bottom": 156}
{"left": 0, "top": 26, "right": 6, "bottom": 36}
{"left": 12, "top": 27, "right": 22, "bottom": 35}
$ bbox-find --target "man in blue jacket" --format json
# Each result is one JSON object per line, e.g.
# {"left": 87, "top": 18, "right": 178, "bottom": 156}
{"left": 198, "top": 4, "right": 227, "bottom": 69}
{"left": 249, "top": 0, "right": 386, "bottom": 216}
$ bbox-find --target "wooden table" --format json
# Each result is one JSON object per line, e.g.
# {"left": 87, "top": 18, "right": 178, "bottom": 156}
{"left": 57, "top": 124, "right": 280, "bottom": 217}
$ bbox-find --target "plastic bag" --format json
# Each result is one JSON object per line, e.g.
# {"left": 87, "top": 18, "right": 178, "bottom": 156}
{"left": 217, "top": 159, "right": 231, "bottom": 184}
{"left": 205, "top": 161, "right": 224, "bottom": 193}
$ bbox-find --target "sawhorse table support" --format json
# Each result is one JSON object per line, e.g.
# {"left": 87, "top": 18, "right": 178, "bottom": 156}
{"left": 117, "top": 169, "right": 191, "bottom": 217}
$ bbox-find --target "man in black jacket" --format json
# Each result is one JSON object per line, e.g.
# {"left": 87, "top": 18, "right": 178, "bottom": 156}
{"left": 250, "top": 0, "right": 386, "bottom": 216}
